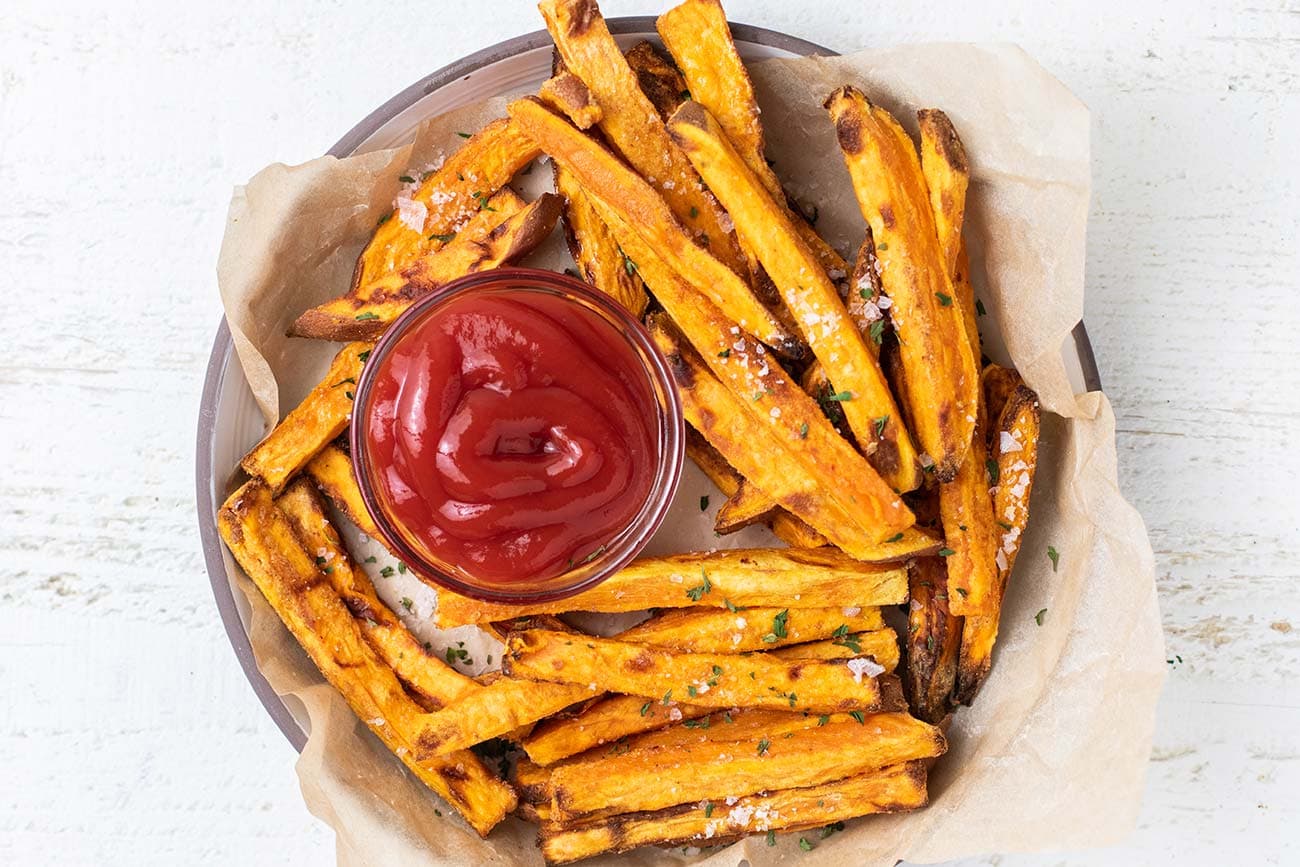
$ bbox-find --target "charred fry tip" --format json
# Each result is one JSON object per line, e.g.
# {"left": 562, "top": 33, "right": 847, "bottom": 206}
{"left": 918, "top": 108, "right": 969, "bottom": 174}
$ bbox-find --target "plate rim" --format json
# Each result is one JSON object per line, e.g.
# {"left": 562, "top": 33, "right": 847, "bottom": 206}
{"left": 196, "top": 17, "right": 1103, "bottom": 753}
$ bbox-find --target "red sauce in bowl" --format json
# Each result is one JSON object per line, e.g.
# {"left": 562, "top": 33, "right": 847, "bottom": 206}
{"left": 358, "top": 278, "right": 666, "bottom": 587}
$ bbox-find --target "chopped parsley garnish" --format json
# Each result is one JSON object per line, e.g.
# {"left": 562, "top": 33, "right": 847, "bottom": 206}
{"left": 799, "top": 422, "right": 809, "bottom": 439}
{"left": 379, "top": 566, "right": 395, "bottom": 578}
{"left": 997, "top": 520, "right": 1014, "bottom": 530}
{"left": 583, "top": 545, "right": 607, "bottom": 564}
{"left": 456, "top": 131, "right": 471, "bottom": 138}
{"left": 1035, "top": 608, "right": 1048, "bottom": 626}
{"left": 869, "top": 319, "right": 886, "bottom": 344}
{"left": 986, "top": 458, "right": 999, "bottom": 485}
{"left": 684, "top": 716, "right": 709, "bottom": 728}
{"left": 819, "top": 821, "right": 845, "bottom": 839}
{"left": 687, "top": 684, "right": 698, "bottom": 698}
{"left": 873, "top": 415, "right": 889, "bottom": 437}
{"left": 757, "top": 737, "right": 770, "bottom": 755}
{"left": 799, "top": 838, "right": 813, "bottom": 852}
{"left": 771, "top": 609, "right": 789, "bottom": 639}
{"left": 375, "top": 213, "right": 390, "bottom": 227}
{"left": 1047, "top": 545, "right": 1060, "bottom": 571}
{"left": 717, "top": 348, "right": 731, "bottom": 358}
{"left": 354, "top": 312, "right": 380, "bottom": 321}
{"left": 824, "top": 391, "right": 852, "bottom": 402}
{"left": 956, "top": 587, "right": 969, "bottom": 598}
{"left": 331, "top": 377, "right": 355, "bottom": 388}
{"left": 363, "top": 556, "right": 377, "bottom": 564}
{"left": 766, "top": 830, "right": 777, "bottom": 846}
{"left": 399, "top": 175, "right": 416, "bottom": 183}
{"left": 640, "top": 701, "right": 651, "bottom": 717}
{"left": 704, "top": 801, "right": 714, "bottom": 817}
{"left": 688, "top": 205, "right": 699, "bottom": 219}
{"left": 936, "top": 292, "right": 953, "bottom": 306}
{"left": 885, "top": 532, "right": 904, "bottom": 543}
{"left": 876, "top": 242, "right": 888, "bottom": 252}
{"left": 400, "top": 597, "right": 413, "bottom": 612}
{"left": 937, "top": 547, "right": 955, "bottom": 557}
{"left": 397, "top": 562, "right": 408, "bottom": 574}
{"left": 685, "top": 568, "right": 712, "bottom": 602}
{"left": 700, "top": 495, "right": 710, "bottom": 511}
{"left": 976, "top": 298, "right": 987, "bottom": 316}
{"left": 430, "top": 232, "right": 455, "bottom": 243}
{"left": 849, "top": 710, "right": 865, "bottom": 724}
{"left": 679, "top": 89, "right": 692, "bottom": 100}
{"left": 818, "top": 714, "right": 830, "bottom": 726}
{"left": 357, "top": 349, "right": 371, "bottom": 363}
{"left": 724, "top": 598, "right": 738, "bottom": 613}
{"left": 623, "top": 253, "right": 638, "bottom": 276}
{"left": 662, "top": 689, "right": 673, "bottom": 705}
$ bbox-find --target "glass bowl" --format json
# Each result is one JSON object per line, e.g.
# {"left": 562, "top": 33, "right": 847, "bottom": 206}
{"left": 349, "top": 267, "right": 684, "bottom": 604}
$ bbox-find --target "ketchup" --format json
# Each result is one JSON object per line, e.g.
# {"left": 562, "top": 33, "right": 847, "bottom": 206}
{"left": 362, "top": 288, "right": 659, "bottom": 584}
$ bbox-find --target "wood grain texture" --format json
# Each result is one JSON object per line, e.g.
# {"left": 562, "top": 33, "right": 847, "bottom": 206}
{"left": 1, "top": 0, "right": 1296, "bottom": 865}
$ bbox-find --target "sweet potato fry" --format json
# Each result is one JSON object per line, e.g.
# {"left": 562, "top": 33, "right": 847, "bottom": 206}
{"left": 917, "top": 109, "right": 969, "bottom": 281}
{"left": 539, "top": 762, "right": 928, "bottom": 864}
{"left": 713, "top": 479, "right": 779, "bottom": 533}
{"left": 503, "top": 629, "right": 899, "bottom": 715}
{"left": 291, "top": 191, "right": 562, "bottom": 340}
{"left": 539, "top": 71, "right": 601, "bottom": 129}
{"left": 617, "top": 605, "right": 885, "bottom": 654}
{"left": 771, "top": 628, "right": 900, "bottom": 672}
{"left": 302, "top": 443, "right": 380, "bottom": 539}
{"left": 939, "top": 423, "right": 999, "bottom": 615}
{"left": 277, "top": 479, "right": 479, "bottom": 708}
{"left": 538, "top": 0, "right": 749, "bottom": 279}
{"left": 239, "top": 342, "right": 370, "bottom": 495}
{"left": 413, "top": 677, "right": 593, "bottom": 757}
{"left": 547, "top": 714, "right": 943, "bottom": 819}
{"left": 669, "top": 101, "right": 920, "bottom": 492}
{"left": 845, "top": 232, "right": 888, "bottom": 358}
{"left": 981, "top": 363, "right": 1021, "bottom": 431}
{"left": 217, "top": 481, "right": 515, "bottom": 835}
{"left": 522, "top": 694, "right": 714, "bottom": 766}
{"left": 684, "top": 429, "right": 828, "bottom": 547}
{"left": 348, "top": 116, "right": 540, "bottom": 293}
{"left": 624, "top": 41, "right": 687, "bottom": 120}
{"left": 506, "top": 96, "right": 799, "bottom": 357}
{"left": 827, "top": 86, "right": 979, "bottom": 480}
{"left": 938, "top": 242, "right": 999, "bottom": 614}
{"left": 644, "top": 313, "right": 914, "bottom": 552}
{"left": 435, "top": 546, "right": 908, "bottom": 627}
{"left": 655, "top": 0, "right": 849, "bottom": 280}
{"left": 620, "top": 671, "right": 902, "bottom": 752}
{"left": 552, "top": 162, "right": 648, "bottom": 316}
{"left": 904, "top": 557, "right": 961, "bottom": 723}
{"left": 955, "top": 381, "right": 1041, "bottom": 703}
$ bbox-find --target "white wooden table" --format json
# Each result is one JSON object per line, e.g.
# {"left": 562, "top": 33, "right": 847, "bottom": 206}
{"left": 2, "top": 0, "right": 1295, "bottom": 863}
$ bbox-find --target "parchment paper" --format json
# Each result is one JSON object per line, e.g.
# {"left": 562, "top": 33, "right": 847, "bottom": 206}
{"left": 215, "top": 43, "right": 1166, "bottom": 866}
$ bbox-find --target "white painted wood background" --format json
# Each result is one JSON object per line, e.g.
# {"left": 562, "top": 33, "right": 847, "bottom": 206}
{"left": 1, "top": 0, "right": 1296, "bottom": 863}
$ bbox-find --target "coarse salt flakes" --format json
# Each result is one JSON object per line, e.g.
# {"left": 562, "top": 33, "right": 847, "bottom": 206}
{"left": 428, "top": 189, "right": 454, "bottom": 205}
{"left": 859, "top": 300, "right": 883, "bottom": 322}
{"left": 1000, "top": 431, "right": 1023, "bottom": 453}
{"left": 735, "top": 617, "right": 747, "bottom": 629}
{"left": 718, "top": 213, "right": 735, "bottom": 233}
{"left": 769, "top": 407, "right": 781, "bottom": 419}
{"left": 670, "top": 574, "right": 684, "bottom": 584}
{"left": 394, "top": 196, "right": 427, "bottom": 232}
{"left": 668, "top": 707, "right": 683, "bottom": 721}
{"left": 842, "top": 606, "right": 861, "bottom": 617}
{"left": 728, "top": 804, "right": 756, "bottom": 826}
{"left": 846, "top": 657, "right": 884, "bottom": 683}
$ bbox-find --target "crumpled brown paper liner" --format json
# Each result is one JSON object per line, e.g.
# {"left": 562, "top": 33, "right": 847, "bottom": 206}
{"left": 214, "top": 43, "right": 1165, "bottom": 867}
